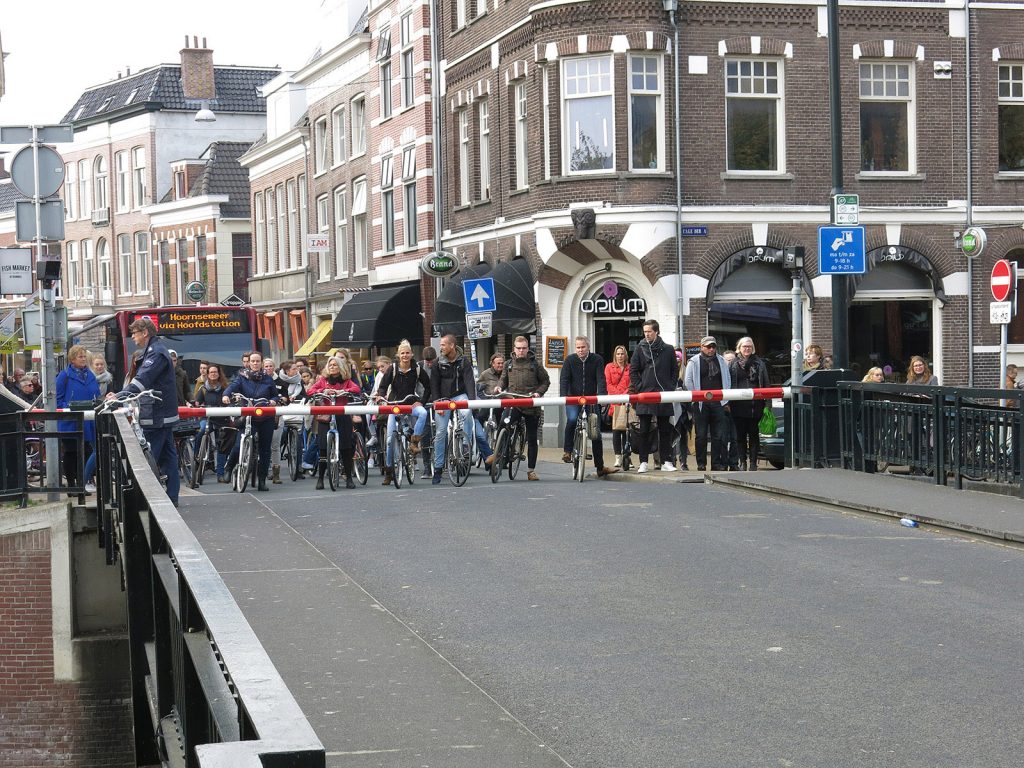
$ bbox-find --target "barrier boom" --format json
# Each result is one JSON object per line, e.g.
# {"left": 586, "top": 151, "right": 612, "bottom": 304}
{"left": 435, "top": 387, "right": 792, "bottom": 411}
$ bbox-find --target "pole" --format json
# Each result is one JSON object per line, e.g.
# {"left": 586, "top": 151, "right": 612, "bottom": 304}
{"left": 827, "top": 0, "right": 849, "bottom": 369}
{"left": 791, "top": 271, "right": 803, "bottom": 388}
{"left": 964, "top": 0, "right": 975, "bottom": 387}
{"left": 671, "top": 10, "right": 684, "bottom": 348}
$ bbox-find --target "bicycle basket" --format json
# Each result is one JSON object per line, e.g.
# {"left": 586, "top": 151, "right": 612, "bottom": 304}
{"left": 586, "top": 411, "right": 602, "bottom": 440}
{"left": 173, "top": 417, "right": 201, "bottom": 435}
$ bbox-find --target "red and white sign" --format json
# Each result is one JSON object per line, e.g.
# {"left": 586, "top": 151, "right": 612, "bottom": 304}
{"left": 991, "top": 259, "right": 1013, "bottom": 302}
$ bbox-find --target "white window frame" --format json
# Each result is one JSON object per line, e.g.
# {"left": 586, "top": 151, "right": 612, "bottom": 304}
{"left": 479, "top": 100, "right": 490, "bottom": 199}
{"left": 66, "top": 241, "right": 78, "bottom": 298}
{"left": 459, "top": 110, "right": 470, "bottom": 205}
{"left": 82, "top": 239, "right": 94, "bottom": 290}
{"left": 276, "top": 184, "right": 287, "bottom": 272}
{"left": 456, "top": 0, "right": 466, "bottom": 30}
{"left": 402, "top": 148, "right": 417, "bottom": 248}
{"left": 64, "top": 162, "right": 77, "bottom": 220}
{"left": 314, "top": 116, "right": 329, "bottom": 174}
{"left": 118, "top": 233, "right": 132, "bottom": 295}
{"left": 381, "top": 155, "right": 395, "bottom": 253}
{"left": 628, "top": 55, "right": 665, "bottom": 173}
{"left": 351, "top": 96, "right": 367, "bottom": 157}
{"left": 331, "top": 107, "right": 346, "bottom": 167}
{"left": 132, "top": 147, "right": 147, "bottom": 208}
{"left": 287, "top": 179, "right": 298, "bottom": 271}
{"left": 265, "top": 188, "right": 277, "bottom": 274}
{"left": 135, "top": 232, "right": 150, "bottom": 294}
{"left": 381, "top": 61, "right": 393, "bottom": 120}
{"left": 858, "top": 60, "right": 916, "bottom": 175}
{"left": 254, "top": 191, "right": 266, "bottom": 275}
{"left": 97, "top": 238, "right": 112, "bottom": 302}
{"left": 997, "top": 63, "right": 1024, "bottom": 173}
{"left": 562, "top": 55, "right": 615, "bottom": 175}
{"left": 175, "top": 239, "right": 187, "bottom": 302}
{"left": 334, "top": 187, "right": 349, "bottom": 278}
{"left": 352, "top": 177, "right": 368, "bottom": 273}
{"left": 94, "top": 155, "right": 109, "bottom": 213}
{"left": 400, "top": 12, "right": 415, "bottom": 109}
{"left": 78, "top": 160, "right": 90, "bottom": 220}
{"left": 316, "top": 194, "right": 330, "bottom": 281}
{"left": 515, "top": 81, "right": 529, "bottom": 189}
{"left": 115, "top": 150, "right": 130, "bottom": 212}
{"left": 298, "top": 174, "right": 308, "bottom": 267}
{"left": 724, "top": 57, "right": 786, "bottom": 174}
{"left": 542, "top": 66, "right": 551, "bottom": 180}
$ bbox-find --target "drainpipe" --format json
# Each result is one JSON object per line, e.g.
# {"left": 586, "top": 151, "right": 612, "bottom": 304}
{"left": 964, "top": 0, "right": 975, "bottom": 386}
{"left": 299, "top": 125, "right": 313, "bottom": 336}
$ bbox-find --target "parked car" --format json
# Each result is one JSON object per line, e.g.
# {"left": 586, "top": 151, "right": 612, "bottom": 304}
{"left": 758, "top": 399, "right": 786, "bottom": 470}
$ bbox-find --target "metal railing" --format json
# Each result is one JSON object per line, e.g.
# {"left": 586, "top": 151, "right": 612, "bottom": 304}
{"left": 0, "top": 410, "right": 86, "bottom": 505}
{"left": 837, "top": 382, "right": 1023, "bottom": 496}
{"left": 94, "top": 411, "right": 325, "bottom": 767}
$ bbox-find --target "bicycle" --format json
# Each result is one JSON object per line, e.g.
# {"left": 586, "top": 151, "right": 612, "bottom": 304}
{"left": 189, "top": 419, "right": 220, "bottom": 488}
{"left": 230, "top": 395, "right": 271, "bottom": 493}
{"left": 281, "top": 408, "right": 308, "bottom": 481}
{"left": 571, "top": 403, "right": 599, "bottom": 483}
{"left": 96, "top": 389, "right": 164, "bottom": 483}
{"left": 381, "top": 395, "right": 419, "bottom": 489}
{"left": 618, "top": 403, "right": 634, "bottom": 473}
{"left": 309, "top": 390, "right": 347, "bottom": 491}
{"left": 489, "top": 392, "right": 530, "bottom": 483}
{"left": 437, "top": 401, "right": 473, "bottom": 487}
{"left": 173, "top": 417, "right": 199, "bottom": 484}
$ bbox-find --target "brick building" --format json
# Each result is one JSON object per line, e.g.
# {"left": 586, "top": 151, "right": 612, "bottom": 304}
{"left": 436, "top": 0, "right": 1024, "bottom": 389}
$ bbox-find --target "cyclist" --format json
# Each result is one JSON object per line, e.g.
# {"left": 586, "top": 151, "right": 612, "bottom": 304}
{"left": 498, "top": 336, "right": 549, "bottom": 481}
{"left": 306, "top": 356, "right": 361, "bottom": 490}
{"left": 429, "top": 333, "right": 495, "bottom": 485}
{"left": 477, "top": 352, "right": 505, "bottom": 434}
{"left": 375, "top": 340, "right": 431, "bottom": 486}
{"left": 222, "top": 351, "right": 282, "bottom": 492}
{"left": 108, "top": 317, "right": 181, "bottom": 506}
{"left": 561, "top": 336, "right": 617, "bottom": 478}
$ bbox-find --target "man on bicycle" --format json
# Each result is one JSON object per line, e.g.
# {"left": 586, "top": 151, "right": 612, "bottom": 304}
{"left": 108, "top": 316, "right": 181, "bottom": 505}
{"left": 561, "top": 336, "right": 617, "bottom": 477}
{"left": 497, "top": 336, "right": 550, "bottom": 481}
{"left": 429, "top": 334, "right": 494, "bottom": 485}
{"left": 222, "top": 351, "right": 282, "bottom": 491}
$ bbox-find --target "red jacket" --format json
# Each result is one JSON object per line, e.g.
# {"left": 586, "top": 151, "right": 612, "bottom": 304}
{"left": 605, "top": 362, "right": 630, "bottom": 414}
{"left": 306, "top": 376, "right": 362, "bottom": 398}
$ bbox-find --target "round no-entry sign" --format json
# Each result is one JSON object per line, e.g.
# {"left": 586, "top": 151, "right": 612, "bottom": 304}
{"left": 991, "top": 259, "right": 1013, "bottom": 302}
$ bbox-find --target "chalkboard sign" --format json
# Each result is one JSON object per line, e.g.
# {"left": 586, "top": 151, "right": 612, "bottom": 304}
{"left": 546, "top": 336, "right": 567, "bottom": 368}
{"left": 684, "top": 341, "right": 701, "bottom": 361}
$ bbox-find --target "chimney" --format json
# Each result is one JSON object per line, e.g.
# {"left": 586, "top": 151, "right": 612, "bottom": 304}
{"left": 180, "top": 35, "right": 215, "bottom": 101}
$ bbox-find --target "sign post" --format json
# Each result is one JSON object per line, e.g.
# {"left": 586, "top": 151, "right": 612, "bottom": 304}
{"left": 991, "top": 259, "right": 1017, "bottom": 391}
{"left": 462, "top": 277, "right": 496, "bottom": 375}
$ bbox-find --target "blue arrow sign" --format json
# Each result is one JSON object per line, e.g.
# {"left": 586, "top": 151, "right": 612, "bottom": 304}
{"left": 463, "top": 277, "right": 497, "bottom": 313}
{"left": 818, "top": 226, "right": 866, "bottom": 274}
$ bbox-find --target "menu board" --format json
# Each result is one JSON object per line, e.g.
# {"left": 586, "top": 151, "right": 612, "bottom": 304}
{"left": 545, "top": 336, "right": 567, "bottom": 368}
{"left": 684, "top": 342, "right": 702, "bottom": 361}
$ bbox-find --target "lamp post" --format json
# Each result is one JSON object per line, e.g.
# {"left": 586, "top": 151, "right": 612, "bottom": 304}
{"left": 664, "top": 0, "right": 684, "bottom": 349}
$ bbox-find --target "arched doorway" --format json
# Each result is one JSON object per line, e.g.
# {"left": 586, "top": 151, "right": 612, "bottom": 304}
{"left": 582, "top": 283, "right": 648, "bottom": 363}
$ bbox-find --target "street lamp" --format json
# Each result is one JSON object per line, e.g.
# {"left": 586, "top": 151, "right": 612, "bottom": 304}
{"left": 663, "top": 0, "right": 684, "bottom": 349}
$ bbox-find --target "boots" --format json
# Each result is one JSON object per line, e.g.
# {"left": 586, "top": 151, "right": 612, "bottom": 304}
{"left": 315, "top": 462, "right": 325, "bottom": 490}
{"left": 382, "top": 467, "right": 393, "bottom": 486}
{"left": 410, "top": 435, "right": 421, "bottom": 454}
{"left": 272, "top": 464, "right": 282, "bottom": 484}
{"left": 257, "top": 476, "right": 269, "bottom": 492}
{"left": 343, "top": 450, "right": 356, "bottom": 489}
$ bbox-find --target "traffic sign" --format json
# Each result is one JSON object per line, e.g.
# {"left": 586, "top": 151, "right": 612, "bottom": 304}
{"left": 832, "top": 194, "right": 859, "bottom": 225}
{"left": 991, "top": 259, "right": 1013, "bottom": 302}
{"left": 818, "top": 226, "right": 866, "bottom": 274}
{"left": 463, "top": 277, "right": 496, "bottom": 313}
{"left": 991, "top": 301, "right": 1013, "bottom": 325}
{"left": 221, "top": 294, "right": 246, "bottom": 307}
{"left": 466, "top": 312, "right": 493, "bottom": 339}
{"left": 10, "top": 144, "right": 65, "bottom": 198}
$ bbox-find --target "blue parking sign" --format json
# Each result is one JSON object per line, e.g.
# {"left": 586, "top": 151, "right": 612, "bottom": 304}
{"left": 818, "top": 226, "right": 866, "bottom": 274}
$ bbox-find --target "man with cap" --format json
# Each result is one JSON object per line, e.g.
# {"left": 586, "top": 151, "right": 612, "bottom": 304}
{"left": 628, "top": 319, "right": 680, "bottom": 473}
{"left": 683, "top": 335, "right": 733, "bottom": 471}
{"left": 170, "top": 349, "right": 191, "bottom": 406}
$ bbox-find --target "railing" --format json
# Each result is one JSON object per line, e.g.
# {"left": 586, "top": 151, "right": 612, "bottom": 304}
{"left": 94, "top": 411, "right": 325, "bottom": 767}
{"left": 0, "top": 410, "right": 86, "bottom": 505}
{"left": 91, "top": 206, "right": 110, "bottom": 225}
{"left": 837, "top": 382, "right": 1023, "bottom": 496}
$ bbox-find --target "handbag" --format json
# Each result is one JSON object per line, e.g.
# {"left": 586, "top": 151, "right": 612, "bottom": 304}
{"left": 611, "top": 404, "right": 629, "bottom": 431}
{"left": 586, "top": 410, "right": 602, "bottom": 440}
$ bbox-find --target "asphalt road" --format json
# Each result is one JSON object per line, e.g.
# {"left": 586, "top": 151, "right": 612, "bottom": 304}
{"left": 180, "top": 460, "right": 1024, "bottom": 768}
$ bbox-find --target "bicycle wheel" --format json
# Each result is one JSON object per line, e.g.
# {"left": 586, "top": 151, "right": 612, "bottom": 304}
{"left": 352, "top": 432, "right": 368, "bottom": 485}
{"left": 508, "top": 425, "right": 525, "bottom": 480}
{"left": 190, "top": 432, "right": 209, "bottom": 488}
{"left": 326, "top": 431, "right": 339, "bottom": 491}
{"left": 573, "top": 423, "right": 587, "bottom": 482}
{"left": 288, "top": 429, "right": 302, "bottom": 481}
{"left": 392, "top": 433, "right": 405, "bottom": 489}
{"left": 403, "top": 433, "right": 416, "bottom": 485}
{"left": 490, "top": 428, "right": 507, "bottom": 483}
{"left": 178, "top": 437, "right": 195, "bottom": 482}
{"left": 446, "top": 425, "right": 469, "bottom": 487}
{"left": 237, "top": 435, "right": 253, "bottom": 493}
{"left": 621, "top": 436, "right": 632, "bottom": 473}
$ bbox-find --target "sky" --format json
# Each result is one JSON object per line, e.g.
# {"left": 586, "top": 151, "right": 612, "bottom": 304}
{"left": 0, "top": 0, "right": 335, "bottom": 127}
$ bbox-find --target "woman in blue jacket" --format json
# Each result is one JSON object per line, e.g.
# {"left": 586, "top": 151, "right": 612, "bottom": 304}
{"left": 56, "top": 345, "right": 101, "bottom": 491}
{"left": 222, "top": 351, "right": 282, "bottom": 491}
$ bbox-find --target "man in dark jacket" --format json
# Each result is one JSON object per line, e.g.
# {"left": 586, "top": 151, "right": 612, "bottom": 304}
{"left": 110, "top": 317, "right": 181, "bottom": 505}
{"left": 170, "top": 350, "right": 191, "bottom": 406}
{"left": 560, "top": 336, "right": 616, "bottom": 477}
{"left": 629, "top": 319, "right": 680, "bottom": 473}
{"left": 683, "top": 335, "right": 733, "bottom": 471}
{"left": 499, "top": 337, "right": 550, "bottom": 480}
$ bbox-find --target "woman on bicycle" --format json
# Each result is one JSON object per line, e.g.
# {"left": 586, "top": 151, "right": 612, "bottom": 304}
{"left": 222, "top": 351, "right": 282, "bottom": 492}
{"left": 306, "top": 356, "right": 362, "bottom": 490}
{"left": 56, "top": 344, "right": 101, "bottom": 491}
{"left": 196, "top": 364, "right": 229, "bottom": 482}
{"left": 604, "top": 345, "right": 630, "bottom": 468}
{"left": 374, "top": 340, "right": 431, "bottom": 486}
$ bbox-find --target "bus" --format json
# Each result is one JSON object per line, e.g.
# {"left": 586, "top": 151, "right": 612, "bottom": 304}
{"left": 75, "top": 306, "right": 267, "bottom": 386}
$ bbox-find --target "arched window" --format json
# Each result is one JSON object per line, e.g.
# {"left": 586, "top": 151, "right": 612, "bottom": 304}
{"left": 94, "top": 155, "right": 109, "bottom": 211}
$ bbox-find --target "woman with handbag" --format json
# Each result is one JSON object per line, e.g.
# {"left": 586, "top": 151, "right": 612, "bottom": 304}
{"left": 604, "top": 345, "right": 631, "bottom": 468}
{"left": 729, "top": 336, "right": 770, "bottom": 470}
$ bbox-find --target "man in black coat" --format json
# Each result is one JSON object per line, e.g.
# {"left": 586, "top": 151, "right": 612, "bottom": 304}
{"left": 629, "top": 319, "right": 680, "bottom": 473}
{"left": 560, "top": 336, "right": 616, "bottom": 477}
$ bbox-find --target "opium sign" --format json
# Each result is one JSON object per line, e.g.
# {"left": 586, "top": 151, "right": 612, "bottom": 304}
{"left": 579, "top": 296, "right": 647, "bottom": 317}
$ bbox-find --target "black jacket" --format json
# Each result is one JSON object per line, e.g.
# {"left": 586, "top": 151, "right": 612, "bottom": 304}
{"left": 729, "top": 354, "right": 769, "bottom": 418}
{"left": 560, "top": 352, "right": 607, "bottom": 397}
{"left": 629, "top": 336, "right": 679, "bottom": 416}
{"left": 120, "top": 336, "right": 180, "bottom": 428}
{"left": 430, "top": 352, "right": 476, "bottom": 401}
{"left": 379, "top": 361, "right": 431, "bottom": 403}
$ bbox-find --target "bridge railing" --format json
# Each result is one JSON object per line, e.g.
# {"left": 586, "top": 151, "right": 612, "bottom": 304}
{"left": 94, "top": 411, "right": 325, "bottom": 768}
{"left": 835, "top": 382, "right": 1023, "bottom": 496}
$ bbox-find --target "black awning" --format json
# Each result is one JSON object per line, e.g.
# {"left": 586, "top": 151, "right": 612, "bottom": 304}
{"left": 432, "top": 261, "right": 493, "bottom": 336}
{"left": 331, "top": 282, "right": 422, "bottom": 348}
{"left": 489, "top": 257, "right": 536, "bottom": 335}
{"left": 852, "top": 246, "right": 947, "bottom": 306}
{"left": 706, "top": 247, "right": 814, "bottom": 309}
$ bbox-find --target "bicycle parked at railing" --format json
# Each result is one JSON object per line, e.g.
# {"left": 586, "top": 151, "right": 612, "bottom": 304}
{"left": 228, "top": 395, "right": 272, "bottom": 493}
{"left": 489, "top": 392, "right": 530, "bottom": 483}
{"left": 96, "top": 389, "right": 164, "bottom": 483}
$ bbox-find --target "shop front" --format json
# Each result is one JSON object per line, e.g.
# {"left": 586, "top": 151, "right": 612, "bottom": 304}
{"left": 330, "top": 281, "right": 424, "bottom": 358}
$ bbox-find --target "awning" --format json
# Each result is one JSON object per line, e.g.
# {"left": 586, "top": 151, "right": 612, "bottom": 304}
{"left": 331, "top": 282, "right": 423, "bottom": 348}
{"left": 433, "top": 261, "right": 493, "bottom": 336}
{"left": 433, "top": 258, "right": 536, "bottom": 336}
{"left": 489, "top": 257, "right": 536, "bottom": 335}
{"left": 294, "top": 319, "right": 333, "bottom": 357}
{"left": 852, "top": 246, "right": 947, "bottom": 306}
{"left": 707, "top": 247, "right": 814, "bottom": 309}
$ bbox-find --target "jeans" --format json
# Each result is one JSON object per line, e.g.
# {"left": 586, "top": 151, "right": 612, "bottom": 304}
{"left": 385, "top": 405, "right": 427, "bottom": 466}
{"left": 144, "top": 425, "right": 180, "bottom": 505}
{"left": 564, "top": 405, "right": 605, "bottom": 469}
{"left": 433, "top": 396, "right": 491, "bottom": 470}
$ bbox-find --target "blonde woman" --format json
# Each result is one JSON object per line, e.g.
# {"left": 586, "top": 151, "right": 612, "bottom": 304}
{"left": 605, "top": 345, "right": 630, "bottom": 466}
{"left": 862, "top": 367, "right": 885, "bottom": 383}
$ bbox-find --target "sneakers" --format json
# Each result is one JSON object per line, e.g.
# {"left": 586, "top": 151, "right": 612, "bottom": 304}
{"left": 300, "top": 461, "right": 315, "bottom": 471}
{"left": 562, "top": 451, "right": 572, "bottom": 463}
{"left": 637, "top": 462, "right": 649, "bottom": 474}
{"left": 431, "top": 469, "right": 443, "bottom": 485}
{"left": 84, "top": 482, "right": 96, "bottom": 494}
{"left": 527, "top": 471, "right": 539, "bottom": 481}
{"left": 614, "top": 455, "right": 621, "bottom": 468}
{"left": 661, "top": 462, "right": 678, "bottom": 472}
{"left": 597, "top": 467, "right": 618, "bottom": 478}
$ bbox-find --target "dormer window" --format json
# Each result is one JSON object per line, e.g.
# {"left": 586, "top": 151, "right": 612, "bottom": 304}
{"left": 376, "top": 29, "right": 391, "bottom": 61}
{"left": 97, "top": 98, "right": 112, "bottom": 113}
{"left": 174, "top": 170, "right": 187, "bottom": 199}
{"left": 125, "top": 88, "right": 138, "bottom": 105}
